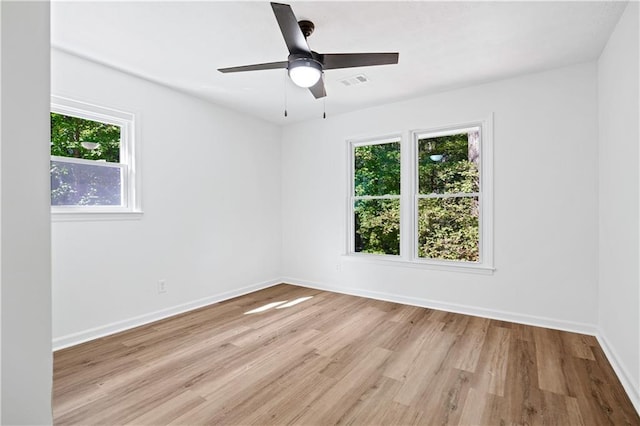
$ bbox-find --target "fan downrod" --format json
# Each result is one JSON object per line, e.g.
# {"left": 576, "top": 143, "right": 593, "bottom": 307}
{"left": 298, "top": 20, "right": 315, "bottom": 38}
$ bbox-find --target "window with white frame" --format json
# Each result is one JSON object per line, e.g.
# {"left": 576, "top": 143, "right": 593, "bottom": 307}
{"left": 351, "top": 138, "right": 401, "bottom": 256}
{"left": 348, "top": 120, "right": 493, "bottom": 272}
{"left": 50, "top": 96, "right": 138, "bottom": 214}
{"left": 415, "top": 127, "right": 481, "bottom": 262}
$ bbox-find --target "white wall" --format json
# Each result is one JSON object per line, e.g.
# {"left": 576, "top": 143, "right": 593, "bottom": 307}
{"left": 0, "top": 1, "right": 52, "bottom": 424}
{"left": 282, "top": 62, "right": 599, "bottom": 332}
{"left": 597, "top": 2, "right": 639, "bottom": 411}
{"left": 51, "top": 50, "right": 282, "bottom": 347}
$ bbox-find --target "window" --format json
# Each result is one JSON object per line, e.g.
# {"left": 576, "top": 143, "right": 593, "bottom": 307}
{"left": 50, "top": 96, "right": 139, "bottom": 217}
{"left": 351, "top": 138, "right": 401, "bottom": 255}
{"left": 416, "top": 127, "right": 481, "bottom": 262}
{"left": 348, "top": 119, "right": 493, "bottom": 273}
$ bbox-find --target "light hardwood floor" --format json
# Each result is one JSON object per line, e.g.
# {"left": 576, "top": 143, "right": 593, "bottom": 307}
{"left": 54, "top": 284, "right": 639, "bottom": 425}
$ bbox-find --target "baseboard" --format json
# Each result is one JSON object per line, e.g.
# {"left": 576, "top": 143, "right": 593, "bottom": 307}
{"left": 54, "top": 275, "right": 597, "bottom": 349}
{"left": 52, "top": 278, "right": 281, "bottom": 351}
{"left": 596, "top": 331, "right": 640, "bottom": 414}
{"left": 282, "top": 276, "right": 597, "bottom": 335}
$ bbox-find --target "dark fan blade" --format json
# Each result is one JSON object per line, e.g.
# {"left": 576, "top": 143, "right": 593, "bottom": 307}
{"left": 218, "top": 61, "right": 288, "bottom": 73}
{"left": 308, "top": 75, "right": 326, "bottom": 99}
{"left": 321, "top": 52, "right": 399, "bottom": 70}
{"left": 271, "top": 2, "right": 311, "bottom": 55}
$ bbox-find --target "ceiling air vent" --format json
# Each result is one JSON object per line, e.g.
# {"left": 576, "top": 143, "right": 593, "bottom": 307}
{"left": 338, "top": 74, "right": 370, "bottom": 87}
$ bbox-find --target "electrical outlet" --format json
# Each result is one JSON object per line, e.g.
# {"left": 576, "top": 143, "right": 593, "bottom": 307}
{"left": 158, "top": 280, "right": 167, "bottom": 294}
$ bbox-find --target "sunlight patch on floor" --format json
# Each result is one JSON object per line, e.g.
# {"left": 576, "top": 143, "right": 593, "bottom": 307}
{"left": 244, "top": 296, "right": 314, "bottom": 314}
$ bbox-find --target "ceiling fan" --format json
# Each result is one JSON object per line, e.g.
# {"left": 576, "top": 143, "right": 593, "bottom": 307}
{"left": 218, "top": 2, "right": 399, "bottom": 99}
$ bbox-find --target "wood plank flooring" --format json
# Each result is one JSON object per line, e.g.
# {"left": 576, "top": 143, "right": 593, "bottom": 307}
{"left": 53, "top": 284, "right": 639, "bottom": 425}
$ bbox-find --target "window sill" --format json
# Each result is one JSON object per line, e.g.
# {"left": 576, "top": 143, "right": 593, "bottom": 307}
{"left": 341, "top": 253, "right": 495, "bottom": 275}
{"left": 51, "top": 210, "right": 143, "bottom": 222}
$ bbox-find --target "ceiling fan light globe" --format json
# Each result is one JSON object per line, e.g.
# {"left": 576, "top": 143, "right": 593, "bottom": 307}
{"left": 288, "top": 59, "right": 322, "bottom": 88}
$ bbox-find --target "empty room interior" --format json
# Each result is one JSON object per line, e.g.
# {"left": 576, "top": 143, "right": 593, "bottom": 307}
{"left": 0, "top": 0, "right": 639, "bottom": 424}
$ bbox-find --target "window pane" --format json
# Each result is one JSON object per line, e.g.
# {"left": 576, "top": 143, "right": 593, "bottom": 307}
{"left": 51, "top": 113, "right": 121, "bottom": 163}
{"left": 418, "top": 130, "right": 479, "bottom": 194}
{"left": 354, "top": 142, "right": 400, "bottom": 196}
{"left": 354, "top": 199, "right": 400, "bottom": 255}
{"left": 418, "top": 196, "right": 479, "bottom": 262}
{"left": 51, "top": 160, "right": 122, "bottom": 206}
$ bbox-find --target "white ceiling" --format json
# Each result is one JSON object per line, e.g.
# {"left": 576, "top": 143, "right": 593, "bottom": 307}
{"left": 51, "top": 1, "right": 626, "bottom": 125}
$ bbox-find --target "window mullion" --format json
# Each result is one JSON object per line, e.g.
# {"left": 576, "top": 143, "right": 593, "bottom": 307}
{"left": 51, "top": 155, "right": 125, "bottom": 168}
{"left": 416, "top": 192, "right": 481, "bottom": 199}
{"left": 401, "top": 130, "right": 413, "bottom": 260}
{"left": 353, "top": 195, "right": 400, "bottom": 201}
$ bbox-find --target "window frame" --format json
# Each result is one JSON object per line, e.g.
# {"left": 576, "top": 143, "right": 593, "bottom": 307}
{"left": 345, "top": 117, "right": 494, "bottom": 274}
{"left": 50, "top": 95, "right": 142, "bottom": 221}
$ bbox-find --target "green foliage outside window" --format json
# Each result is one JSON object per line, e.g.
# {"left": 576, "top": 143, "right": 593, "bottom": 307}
{"left": 50, "top": 113, "right": 122, "bottom": 206}
{"left": 418, "top": 134, "right": 479, "bottom": 194}
{"left": 354, "top": 143, "right": 401, "bottom": 196}
{"left": 418, "top": 197, "right": 479, "bottom": 261}
{"left": 354, "top": 142, "right": 401, "bottom": 255}
{"left": 418, "top": 131, "right": 480, "bottom": 262}
{"left": 355, "top": 198, "right": 400, "bottom": 255}
{"left": 51, "top": 113, "right": 120, "bottom": 162}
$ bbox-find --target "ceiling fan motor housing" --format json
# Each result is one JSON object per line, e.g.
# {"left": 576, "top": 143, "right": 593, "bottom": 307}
{"left": 288, "top": 53, "right": 322, "bottom": 65}
{"left": 298, "top": 20, "right": 315, "bottom": 38}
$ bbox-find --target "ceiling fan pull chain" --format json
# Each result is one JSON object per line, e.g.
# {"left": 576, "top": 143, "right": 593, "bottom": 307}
{"left": 323, "top": 97, "right": 326, "bottom": 119}
{"left": 284, "top": 70, "right": 288, "bottom": 117}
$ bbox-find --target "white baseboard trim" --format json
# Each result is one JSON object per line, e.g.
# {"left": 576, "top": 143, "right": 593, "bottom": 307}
{"left": 282, "top": 277, "right": 597, "bottom": 335}
{"left": 52, "top": 278, "right": 281, "bottom": 351}
{"left": 596, "top": 331, "right": 640, "bottom": 414}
